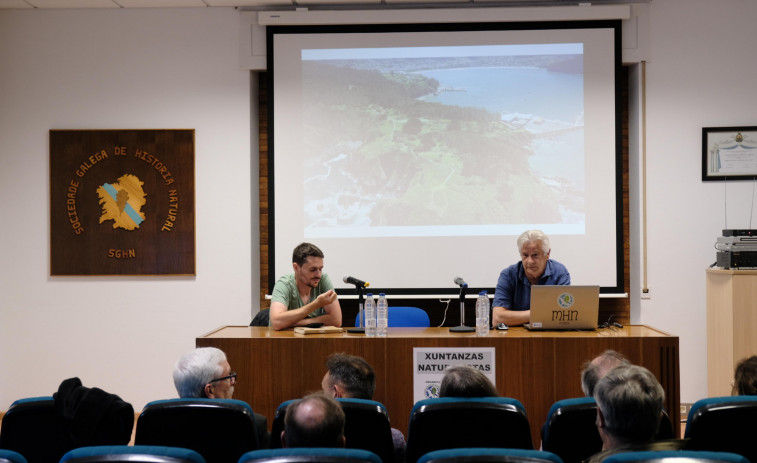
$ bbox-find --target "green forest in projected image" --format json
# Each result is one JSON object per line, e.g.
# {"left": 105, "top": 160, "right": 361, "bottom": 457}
{"left": 301, "top": 54, "right": 585, "bottom": 231}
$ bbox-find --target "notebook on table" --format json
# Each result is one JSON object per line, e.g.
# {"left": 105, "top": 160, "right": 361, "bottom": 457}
{"left": 524, "top": 285, "right": 600, "bottom": 330}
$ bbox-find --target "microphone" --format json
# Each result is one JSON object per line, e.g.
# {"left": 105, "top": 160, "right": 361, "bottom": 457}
{"left": 343, "top": 276, "right": 370, "bottom": 288}
{"left": 454, "top": 277, "right": 468, "bottom": 288}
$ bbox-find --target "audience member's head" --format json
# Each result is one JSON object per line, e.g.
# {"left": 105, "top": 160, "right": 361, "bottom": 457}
{"left": 439, "top": 365, "right": 498, "bottom": 398}
{"left": 581, "top": 350, "right": 630, "bottom": 397}
{"left": 733, "top": 355, "right": 757, "bottom": 395}
{"left": 282, "top": 392, "right": 346, "bottom": 448}
{"left": 593, "top": 364, "right": 665, "bottom": 449}
{"left": 322, "top": 353, "right": 376, "bottom": 399}
{"left": 173, "top": 347, "right": 237, "bottom": 399}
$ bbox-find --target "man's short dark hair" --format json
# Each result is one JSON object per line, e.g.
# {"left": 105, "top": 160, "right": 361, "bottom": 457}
{"left": 284, "top": 392, "right": 345, "bottom": 448}
{"left": 325, "top": 353, "right": 376, "bottom": 400}
{"left": 293, "top": 243, "right": 324, "bottom": 266}
{"left": 581, "top": 350, "right": 630, "bottom": 397}
{"left": 734, "top": 355, "right": 757, "bottom": 395}
{"left": 439, "top": 365, "right": 498, "bottom": 398}
{"left": 594, "top": 364, "right": 664, "bottom": 445}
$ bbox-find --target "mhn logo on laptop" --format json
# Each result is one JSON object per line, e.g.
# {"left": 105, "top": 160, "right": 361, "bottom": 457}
{"left": 527, "top": 285, "right": 599, "bottom": 330}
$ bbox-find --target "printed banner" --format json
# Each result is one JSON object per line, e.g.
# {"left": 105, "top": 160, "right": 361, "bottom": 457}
{"left": 50, "top": 130, "right": 195, "bottom": 275}
{"left": 413, "top": 347, "right": 495, "bottom": 403}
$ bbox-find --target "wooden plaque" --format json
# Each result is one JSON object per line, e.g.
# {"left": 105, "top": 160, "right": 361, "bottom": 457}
{"left": 50, "top": 129, "right": 195, "bottom": 275}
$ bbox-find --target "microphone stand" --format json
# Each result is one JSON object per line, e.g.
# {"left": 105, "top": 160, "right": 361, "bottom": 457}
{"left": 449, "top": 284, "right": 474, "bottom": 332}
{"left": 347, "top": 285, "right": 366, "bottom": 334}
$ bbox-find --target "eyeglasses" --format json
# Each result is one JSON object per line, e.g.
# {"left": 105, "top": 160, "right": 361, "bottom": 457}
{"left": 208, "top": 372, "right": 237, "bottom": 386}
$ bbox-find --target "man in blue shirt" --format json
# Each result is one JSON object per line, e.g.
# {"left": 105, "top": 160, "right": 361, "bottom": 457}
{"left": 492, "top": 230, "right": 570, "bottom": 327}
{"left": 270, "top": 242, "right": 342, "bottom": 330}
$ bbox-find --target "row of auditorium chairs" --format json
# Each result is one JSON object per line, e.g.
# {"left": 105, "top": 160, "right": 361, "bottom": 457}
{"left": 2, "top": 395, "right": 757, "bottom": 463}
{"left": 0, "top": 446, "right": 752, "bottom": 463}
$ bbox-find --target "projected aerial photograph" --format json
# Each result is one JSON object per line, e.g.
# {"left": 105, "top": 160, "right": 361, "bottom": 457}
{"left": 300, "top": 45, "right": 585, "bottom": 236}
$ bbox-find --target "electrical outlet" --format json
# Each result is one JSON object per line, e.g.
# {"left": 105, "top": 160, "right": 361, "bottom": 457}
{"left": 641, "top": 288, "right": 651, "bottom": 299}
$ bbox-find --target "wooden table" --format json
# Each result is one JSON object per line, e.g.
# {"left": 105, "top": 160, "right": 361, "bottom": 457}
{"left": 197, "top": 325, "right": 680, "bottom": 446}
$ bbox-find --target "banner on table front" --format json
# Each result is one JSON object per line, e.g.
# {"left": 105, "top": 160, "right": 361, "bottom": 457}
{"left": 412, "top": 347, "right": 495, "bottom": 403}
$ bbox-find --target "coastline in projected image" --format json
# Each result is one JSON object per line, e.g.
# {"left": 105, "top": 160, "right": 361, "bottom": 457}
{"left": 301, "top": 51, "right": 585, "bottom": 238}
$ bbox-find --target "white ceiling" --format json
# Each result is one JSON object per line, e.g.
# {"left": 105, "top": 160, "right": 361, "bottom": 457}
{"left": 0, "top": 0, "right": 644, "bottom": 10}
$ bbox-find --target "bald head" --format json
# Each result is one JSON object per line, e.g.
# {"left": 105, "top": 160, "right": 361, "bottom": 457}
{"left": 283, "top": 392, "right": 345, "bottom": 448}
{"left": 581, "top": 350, "right": 630, "bottom": 397}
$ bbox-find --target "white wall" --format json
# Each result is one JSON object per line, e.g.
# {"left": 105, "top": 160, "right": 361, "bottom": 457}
{"left": 637, "top": 0, "right": 757, "bottom": 403}
{"left": 0, "top": 7, "right": 255, "bottom": 411}
{"left": 2, "top": 0, "right": 756, "bottom": 413}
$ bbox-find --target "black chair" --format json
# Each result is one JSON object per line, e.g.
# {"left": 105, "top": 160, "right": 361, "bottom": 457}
{"left": 541, "top": 398, "right": 601, "bottom": 463}
{"left": 59, "top": 446, "right": 207, "bottom": 463}
{"left": 417, "top": 448, "right": 564, "bottom": 463}
{"left": 250, "top": 309, "right": 270, "bottom": 327}
{"left": 0, "top": 380, "right": 134, "bottom": 463}
{"left": 0, "top": 450, "right": 28, "bottom": 463}
{"left": 270, "top": 400, "right": 297, "bottom": 449}
{"left": 683, "top": 395, "right": 757, "bottom": 462}
{"left": 406, "top": 397, "right": 533, "bottom": 463}
{"left": 655, "top": 410, "right": 675, "bottom": 440}
{"left": 541, "top": 397, "right": 675, "bottom": 463}
{"left": 0, "top": 397, "right": 76, "bottom": 463}
{"left": 135, "top": 398, "right": 260, "bottom": 463}
{"left": 238, "top": 448, "right": 382, "bottom": 463}
{"left": 270, "top": 398, "right": 397, "bottom": 463}
{"left": 600, "top": 450, "right": 749, "bottom": 463}
{"left": 338, "top": 399, "right": 397, "bottom": 463}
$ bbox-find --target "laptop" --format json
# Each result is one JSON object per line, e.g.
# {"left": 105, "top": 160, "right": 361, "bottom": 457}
{"left": 524, "top": 285, "right": 600, "bottom": 330}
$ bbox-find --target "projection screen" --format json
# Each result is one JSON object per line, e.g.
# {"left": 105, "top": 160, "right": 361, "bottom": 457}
{"left": 268, "top": 20, "right": 623, "bottom": 296}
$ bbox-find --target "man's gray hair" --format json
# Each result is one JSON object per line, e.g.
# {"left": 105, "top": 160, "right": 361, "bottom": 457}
{"left": 594, "top": 364, "right": 665, "bottom": 445}
{"left": 517, "top": 230, "right": 550, "bottom": 255}
{"left": 173, "top": 347, "right": 227, "bottom": 398}
{"left": 581, "top": 350, "right": 630, "bottom": 397}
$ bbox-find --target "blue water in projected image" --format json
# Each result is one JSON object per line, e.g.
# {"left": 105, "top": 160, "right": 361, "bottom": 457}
{"left": 417, "top": 66, "right": 583, "bottom": 124}
{"left": 416, "top": 66, "right": 584, "bottom": 183}
{"left": 302, "top": 61, "right": 586, "bottom": 238}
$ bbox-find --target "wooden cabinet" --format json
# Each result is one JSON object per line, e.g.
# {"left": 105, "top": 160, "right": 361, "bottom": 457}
{"left": 706, "top": 269, "right": 757, "bottom": 396}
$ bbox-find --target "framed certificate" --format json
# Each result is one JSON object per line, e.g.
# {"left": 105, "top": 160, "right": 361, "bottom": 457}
{"left": 703, "top": 126, "right": 757, "bottom": 181}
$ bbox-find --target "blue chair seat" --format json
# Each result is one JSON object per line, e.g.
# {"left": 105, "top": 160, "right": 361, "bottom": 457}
{"left": 541, "top": 397, "right": 601, "bottom": 463}
{"left": 0, "top": 450, "right": 29, "bottom": 463}
{"left": 406, "top": 397, "right": 533, "bottom": 463}
{"left": 0, "top": 397, "right": 75, "bottom": 463}
{"left": 60, "top": 446, "right": 207, "bottom": 463}
{"left": 684, "top": 395, "right": 757, "bottom": 462}
{"left": 270, "top": 398, "right": 396, "bottom": 463}
{"left": 135, "top": 398, "right": 260, "bottom": 463}
{"left": 601, "top": 450, "right": 749, "bottom": 463}
{"left": 238, "top": 448, "right": 382, "bottom": 463}
{"left": 354, "top": 307, "right": 430, "bottom": 328}
{"left": 417, "top": 448, "right": 564, "bottom": 463}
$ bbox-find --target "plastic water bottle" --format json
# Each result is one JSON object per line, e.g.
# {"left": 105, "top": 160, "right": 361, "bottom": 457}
{"left": 476, "top": 291, "right": 490, "bottom": 336}
{"left": 376, "top": 293, "right": 388, "bottom": 337}
{"left": 364, "top": 293, "right": 377, "bottom": 337}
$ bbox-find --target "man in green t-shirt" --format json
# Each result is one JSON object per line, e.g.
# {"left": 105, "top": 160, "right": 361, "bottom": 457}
{"left": 270, "top": 242, "right": 342, "bottom": 330}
